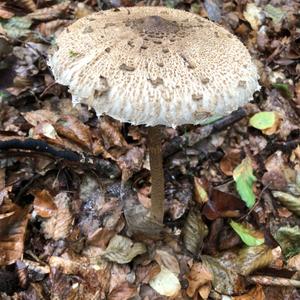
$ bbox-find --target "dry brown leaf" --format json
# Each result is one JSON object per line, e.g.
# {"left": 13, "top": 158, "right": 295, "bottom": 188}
{"left": 49, "top": 255, "right": 90, "bottom": 275}
{"left": 87, "top": 227, "right": 115, "bottom": 249}
{"left": 18, "top": 0, "right": 37, "bottom": 12}
{"left": 41, "top": 192, "right": 73, "bottom": 241}
{"left": 0, "top": 199, "right": 29, "bottom": 266}
{"left": 187, "top": 262, "right": 213, "bottom": 297}
{"left": 183, "top": 209, "right": 208, "bottom": 255}
{"left": 233, "top": 285, "right": 265, "bottom": 300}
{"left": 288, "top": 253, "right": 300, "bottom": 270}
{"left": 117, "top": 147, "right": 145, "bottom": 181}
{"left": 102, "top": 235, "right": 147, "bottom": 264}
{"left": 220, "top": 149, "right": 242, "bottom": 176}
{"left": 27, "top": 1, "right": 71, "bottom": 21}
{"left": 135, "top": 262, "right": 161, "bottom": 284}
{"left": 31, "top": 189, "right": 57, "bottom": 218}
{"left": 38, "top": 20, "right": 73, "bottom": 37}
{"left": 154, "top": 249, "right": 180, "bottom": 275}
{"left": 55, "top": 115, "right": 92, "bottom": 150}
{"left": 23, "top": 109, "right": 60, "bottom": 126}
{"left": 108, "top": 282, "right": 137, "bottom": 300}
{"left": 0, "top": 7, "right": 14, "bottom": 19}
{"left": 194, "top": 177, "right": 209, "bottom": 205}
{"left": 198, "top": 282, "right": 211, "bottom": 300}
{"left": 99, "top": 117, "right": 129, "bottom": 150}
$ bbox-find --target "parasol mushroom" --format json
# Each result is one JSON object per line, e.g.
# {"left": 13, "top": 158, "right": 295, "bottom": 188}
{"left": 48, "top": 7, "right": 260, "bottom": 224}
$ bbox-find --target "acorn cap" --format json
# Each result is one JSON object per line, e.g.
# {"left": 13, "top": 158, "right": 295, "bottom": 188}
{"left": 48, "top": 7, "right": 260, "bottom": 127}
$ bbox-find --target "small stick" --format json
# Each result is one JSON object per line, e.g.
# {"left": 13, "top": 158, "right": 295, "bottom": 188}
{"left": 249, "top": 275, "right": 300, "bottom": 287}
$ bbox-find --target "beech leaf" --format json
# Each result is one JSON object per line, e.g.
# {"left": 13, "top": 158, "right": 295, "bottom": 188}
{"left": 249, "top": 112, "right": 277, "bottom": 130}
{"left": 230, "top": 220, "right": 264, "bottom": 246}
{"left": 149, "top": 266, "right": 181, "bottom": 297}
{"left": 233, "top": 157, "right": 257, "bottom": 208}
{"left": 102, "top": 235, "right": 146, "bottom": 264}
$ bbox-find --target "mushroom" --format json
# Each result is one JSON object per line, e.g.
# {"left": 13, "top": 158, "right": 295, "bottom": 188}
{"left": 48, "top": 7, "right": 260, "bottom": 224}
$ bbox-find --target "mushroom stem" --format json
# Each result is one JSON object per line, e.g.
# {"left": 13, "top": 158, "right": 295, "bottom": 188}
{"left": 148, "top": 126, "right": 165, "bottom": 224}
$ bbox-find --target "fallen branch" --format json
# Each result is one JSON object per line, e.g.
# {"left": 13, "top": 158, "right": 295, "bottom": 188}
{"left": 0, "top": 138, "right": 120, "bottom": 178}
{"left": 249, "top": 275, "right": 300, "bottom": 287}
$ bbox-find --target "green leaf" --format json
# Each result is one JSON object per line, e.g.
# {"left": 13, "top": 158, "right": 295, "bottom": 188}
{"left": 249, "top": 112, "right": 276, "bottom": 130}
{"left": 274, "top": 226, "right": 300, "bottom": 258}
{"left": 230, "top": 220, "right": 264, "bottom": 246}
{"left": 1, "top": 17, "right": 32, "bottom": 39}
{"left": 233, "top": 157, "right": 256, "bottom": 208}
{"left": 272, "top": 83, "right": 292, "bottom": 100}
{"left": 265, "top": 4, "right": 286, "bottom": 24}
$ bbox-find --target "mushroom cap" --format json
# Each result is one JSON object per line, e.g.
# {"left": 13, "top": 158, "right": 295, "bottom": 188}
{"left": 48, "top": 7, "right": 260, "bottom": 127}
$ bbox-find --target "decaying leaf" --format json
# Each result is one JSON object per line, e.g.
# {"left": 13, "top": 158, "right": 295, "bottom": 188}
{"left": 18, "top": 0, "right": 37, "bottom": 12}
{"left": 135, "top": 262, "right": 161, "bottom": 284}
{"left": 194, "top": 177, "right": 209, "bottom": 205}
{"left": 272, "top": 191, "right": 300, "bottom": 217}
{"left": 0, "top": 199, "right": 29, "bottom": 265}
{"left": 31, "top": 189, "right": 57, "bottom": 218}
{"left": 27, "top": 1, "right": 71, "bottom": 21}
{"left": 203, "top": 189, "right": 246, "bottom": 220}
{"left": 230, "top": 220, "right": 265, "bottom": 247}
{"left": 102, "top": 235, "right": 146, "bottom": 264}
{"left": 288, "top": 253, "right": 300, "bottom": 271}
{"left": 23, "top": 109, "right": 60, "bottom": 126}
{"left": 108, "top": 282, "right": 137, "bottom": 300}
{"left": 187, "top": 262, "right": 213, "bottom": 297}
{"left": 202, "top": 255, "right": 246, "bottom": 295}
{"left": 183, "top": 209, "right": 208, "bottom": 255}
{"left": 249, "top": 111, "right": 282, "bottom": 135}
{"left": 233, "top": 245, "right": 273, "bottom": 276}
{"left": 233, "top": 157, "right": 257, "bottom": 208}
{"left": 154, "top": 249, "right": 180, "bottom": 275}
{"left": 243, "top": 3, "right": 263, "bottom": 30}
{"left": 149, "top": 266, "right": 181, "bottom": 297}
{"left": 49, "top": 255, "right": 90, "bottom": 275}
{"left": 274, "top": 226, "right": 300, "bottom": 258}
{"left": 233, "top": 285, "right": 265, "bottom": 300}
{"left": 2, "top": 17, "right": 32, "bottom": 39}
{"left": 55, "top": 115, "right": 92, "bottom": 150}
{"left": 41, "top": 192, "right": 73, "bottom": 241}
{"left": 220, "top": 149, "right": 242, "bottom": 176}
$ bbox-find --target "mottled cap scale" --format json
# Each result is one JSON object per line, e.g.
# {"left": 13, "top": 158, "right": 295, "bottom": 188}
{"left": 48, "top": 7, "right": 260, "bottom": 127}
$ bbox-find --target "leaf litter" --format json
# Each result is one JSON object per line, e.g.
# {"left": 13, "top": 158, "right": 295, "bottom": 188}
{"left": 0, "top": 0, "right": 300, "bottom": 299}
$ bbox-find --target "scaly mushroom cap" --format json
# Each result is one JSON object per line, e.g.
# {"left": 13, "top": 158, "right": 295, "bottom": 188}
{"left": 48, "top": 7, "right": 260, "bottom": 127}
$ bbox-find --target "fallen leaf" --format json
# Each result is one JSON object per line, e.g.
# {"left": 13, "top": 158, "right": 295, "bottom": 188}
{"left": 249, "top": 111, "right": 282, "bottom": 135}
{"left": 135, "top": 262, "right": 161, "bottom": 284}
{"left": 186, "top": 262, "right": 213, "bottom": 297}
{"left": 272, "top": 191, "right": 300, "bottom": 217}
{"left": 23, "top": 109, "right": 60, "bottom": 126}
{"left": 202, "top": 255, "right": 246, "bottom": 295}
{"left": 41, "top": 192, "right": 73, "bottom": 241}
{"left": 244, "top": 3, "right": 263, "bottom": 30}
{"left": 233, "top": 285, "right": 265, "bottom": 300}
{"left": 203, "top": 189, "right": 246, "bottom": 220}
{"left": 55, "top": 115, "right": 92, "bottom": 150}
{"left": 183, "top": 209, "right": 208, "bottom": 255}
{"left": 154, "top": 249, "right": 180, "bottom": 275}
{"left": 108, "top": 282, "right": 137, "bottom": 300}
{"left": 288, "top": 253, "right": 300, "bottom": 271}
{"left": 0, "top": 199, "right": 29, "bottom": 265}
{"left": 220, "top": 149, "right": 242, "bottom": 176}
{"left": 27, "top": 1, "right": 71, "bottom": 21}
{"left": 230, "top": 220, "right": 265, "bottom": 247}
{"left": 102, "top": 235, "right": 146, "bottom": 264}
{"left": 31, "top": 189, "right": 57, "bottom": 218}
{"left": 264, "top": 5, "right": 285, "bottom": 24}
{"left": 149, "top": 266, "right": 181, "bottom": 297}
{"left": 233, "top": 157, "right": 257, "bottom": 208}
{"left": 234, "top": 245, "right": 273, "bottom": 276}
{"left": 2, "top": 17, "right": 32, "bottom": 39}
{"left": 274, "top": 226, "right": 300, "bottom": 258}
{"left": 194, "top": 177, "right": 209, "bottom": 205}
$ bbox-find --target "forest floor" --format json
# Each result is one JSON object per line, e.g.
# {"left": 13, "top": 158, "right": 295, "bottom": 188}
{"left": 0, "top": 0, "right": 299, "bottom": 299}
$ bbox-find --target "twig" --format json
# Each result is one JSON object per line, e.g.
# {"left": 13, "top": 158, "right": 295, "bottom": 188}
{"left": 249, "top": 275, "right": 300, "bottom": 287}
{"left": 0, "top": 138, "right": 120, "bottom": 178}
